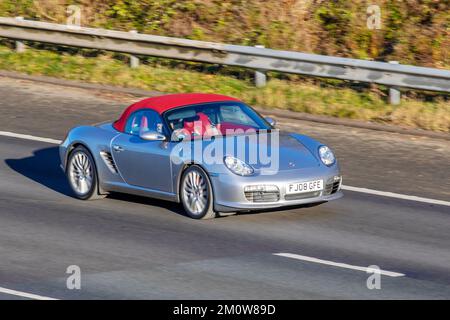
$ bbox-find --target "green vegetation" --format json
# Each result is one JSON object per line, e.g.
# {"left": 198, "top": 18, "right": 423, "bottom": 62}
{"left": 1, "top": 44, "right": 448, "bottom": 132}
{"left": 1, "top": 0, "right": 448, "bottom": 68}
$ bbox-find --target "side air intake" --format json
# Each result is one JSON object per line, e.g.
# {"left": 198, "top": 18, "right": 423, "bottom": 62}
{"left": 100, "top": 151, "right": 119, "bottom": 174}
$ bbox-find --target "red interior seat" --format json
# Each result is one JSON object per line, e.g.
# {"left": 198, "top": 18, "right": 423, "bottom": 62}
{"left": 140, "top": 116, "right": 149, "bottom": 133}
{"left": 183, "top": 112, "right": 212, "bottom": 136}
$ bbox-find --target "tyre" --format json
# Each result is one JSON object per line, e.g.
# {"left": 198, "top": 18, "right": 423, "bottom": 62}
{"left": 66, "top": 145, "right": 105, "bottom": 200}
{"left": 180, "top": 165, "right": 216, "bottom": 219}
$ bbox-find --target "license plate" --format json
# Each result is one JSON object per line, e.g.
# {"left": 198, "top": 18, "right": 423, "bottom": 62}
{"left": 286, "top": 180, "right": 323, "bottom": 195}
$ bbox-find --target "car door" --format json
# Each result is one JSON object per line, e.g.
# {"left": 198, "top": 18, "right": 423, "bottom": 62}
{"left": 111, "top": 110, "right": 173, "bottom": 193}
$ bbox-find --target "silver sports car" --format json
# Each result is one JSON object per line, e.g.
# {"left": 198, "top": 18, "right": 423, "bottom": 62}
{"left": 60, "top": 93, "right": 342, "bottom": 219}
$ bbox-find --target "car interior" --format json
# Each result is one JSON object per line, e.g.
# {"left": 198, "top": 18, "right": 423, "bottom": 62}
{"left": 166, "top": 106, "right": 257, "bottom": 138}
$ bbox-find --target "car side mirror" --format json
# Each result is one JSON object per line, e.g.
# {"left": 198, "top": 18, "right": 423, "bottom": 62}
{"left": 265, "top": 117, "right": 277, "bottom": 127}
{"left": 139, "top": 130, "right": 166, "bottom": 141}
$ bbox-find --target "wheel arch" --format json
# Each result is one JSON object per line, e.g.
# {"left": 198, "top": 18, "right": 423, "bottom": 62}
{"left": 176, "top": 161, "right": 215, "bottom": 204}
{"left": 66, "top": 142, "right": 108, "bottom": 195}
{"left": 64, "top": 141, "right": 95, "bottom": 171}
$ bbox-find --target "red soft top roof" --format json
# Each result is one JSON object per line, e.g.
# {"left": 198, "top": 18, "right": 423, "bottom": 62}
{"left": 113, "top": 93, "right": 240, "bottom": 132}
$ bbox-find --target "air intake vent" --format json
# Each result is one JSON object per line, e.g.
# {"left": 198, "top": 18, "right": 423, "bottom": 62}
{"left": 324, "top": 176, "right": 341, "bottom": 195}
{"left": 244, "top": 185, "right": 280, "bottom": 203}
{"left": 100, "top": 151, "right": 119, "bottom": 174}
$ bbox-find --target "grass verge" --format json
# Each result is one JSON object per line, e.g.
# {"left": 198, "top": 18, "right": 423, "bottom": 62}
{"left": 0, "top": 45, "right": 448, "bottom": 132}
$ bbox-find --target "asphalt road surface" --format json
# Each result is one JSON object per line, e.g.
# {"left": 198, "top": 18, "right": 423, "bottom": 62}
{"left": 0, "top": 76, "right": 449, "bottom": 299}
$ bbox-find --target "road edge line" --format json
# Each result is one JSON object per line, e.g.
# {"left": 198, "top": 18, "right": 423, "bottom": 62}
{"left": 0, "top": 131, "right": 61, "bottom": 144}
{"left": 274, "top": 253, "right": 405, "bottom": 277}
{"left": 342, "top": 185, "right": 450, "bottom": 207}
{"left": 0, "top": 286, "right": 58, "bottom": 300}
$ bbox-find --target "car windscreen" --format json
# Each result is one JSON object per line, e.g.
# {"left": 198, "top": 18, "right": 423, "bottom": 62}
{"left": 164, "top": 101, "right": 271, "bottom": 138}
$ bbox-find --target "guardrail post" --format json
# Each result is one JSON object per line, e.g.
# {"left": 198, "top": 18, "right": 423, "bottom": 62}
{"left": 14, "top": 17, "right": 26, "bottom": 53}
{"left": 388, "top": 61, "right": 401, "bottom": 105}
{"left": 129, "top": 30, "right": 139, "bottom": 68}
{"left": 254, "top": 45, "right": 267, "bottom": 88}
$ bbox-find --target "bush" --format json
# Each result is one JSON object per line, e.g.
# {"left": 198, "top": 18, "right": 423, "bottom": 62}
{"left": 0, "top": 0, "right": 448, "bottom": 68}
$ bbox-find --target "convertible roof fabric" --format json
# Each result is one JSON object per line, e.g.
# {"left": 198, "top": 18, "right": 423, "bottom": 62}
{"left": 113, "top": 93, "right": 239, "bottom": 132}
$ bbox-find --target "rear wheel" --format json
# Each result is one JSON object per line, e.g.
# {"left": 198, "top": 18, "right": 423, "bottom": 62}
{"left": 180, "top": 165, "right": 216, "bottom": 219}
{"left": 67, "top": 145, "right": 104, "bottom": 200}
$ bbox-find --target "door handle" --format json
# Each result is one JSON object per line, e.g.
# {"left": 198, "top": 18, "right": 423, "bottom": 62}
{"left": 112, "top": 145, "right": 124, "bottom": 152}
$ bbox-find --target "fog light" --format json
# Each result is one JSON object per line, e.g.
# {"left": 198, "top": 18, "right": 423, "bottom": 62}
{"left": 244, "top": 185, "right": 280, "bottom": 202}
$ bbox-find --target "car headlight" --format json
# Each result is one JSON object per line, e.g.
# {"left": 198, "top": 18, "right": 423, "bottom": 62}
{"left": 318, "top": 145, "right": 336, "bottom": 166}
{"left": 224, "top": 156, "right": 254, "bottom": 176}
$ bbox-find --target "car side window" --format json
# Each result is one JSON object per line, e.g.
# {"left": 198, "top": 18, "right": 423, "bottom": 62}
{"left": 125, "top": 110, "right": 164, "bottom": 136}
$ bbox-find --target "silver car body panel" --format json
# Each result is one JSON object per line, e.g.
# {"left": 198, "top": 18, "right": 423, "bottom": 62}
{"left": 60, "top": 121, "right": 343, "bottom": 212}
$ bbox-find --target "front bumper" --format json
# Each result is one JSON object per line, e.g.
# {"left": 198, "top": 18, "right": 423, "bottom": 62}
{"left": 210, "top": 167, "right": 343, "bottom": 212}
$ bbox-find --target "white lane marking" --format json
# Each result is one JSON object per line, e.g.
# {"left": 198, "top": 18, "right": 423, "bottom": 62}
{"left": 342, "top": 185, "right": 450, "bottom": 207}
{"left": 274, "top": 253, "right": 405, "bottom": 277}
{"left": 0, "top": 131, "right": 61, "bottom": 144}
{"left": 0, "top": 130, "right": 449, "bottom": 208}
{"left": 0, "top": 286, "right": 58, "bottom": 300}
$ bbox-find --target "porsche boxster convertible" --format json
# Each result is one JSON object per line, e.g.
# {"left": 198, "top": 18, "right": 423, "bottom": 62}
{"left": 60, "top": 93, "right": 342, "bottom": 219}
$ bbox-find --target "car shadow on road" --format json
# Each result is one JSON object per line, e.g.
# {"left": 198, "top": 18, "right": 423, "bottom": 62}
{"left": 107, "top": 192, "right": 188, "bottom": 217}
{"left": 4, "top": 146, "right": 188, "bottom": 217}
{"left": 5, "top": 146, "right": 73, "bottom": 197}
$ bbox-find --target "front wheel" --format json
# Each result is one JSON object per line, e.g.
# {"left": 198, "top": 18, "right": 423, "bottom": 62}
{"left": 67, "top": 145, "right": 105, "bottom": 200}
{"left": 180, "top": 165, "right": 216, "bottom": 219}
